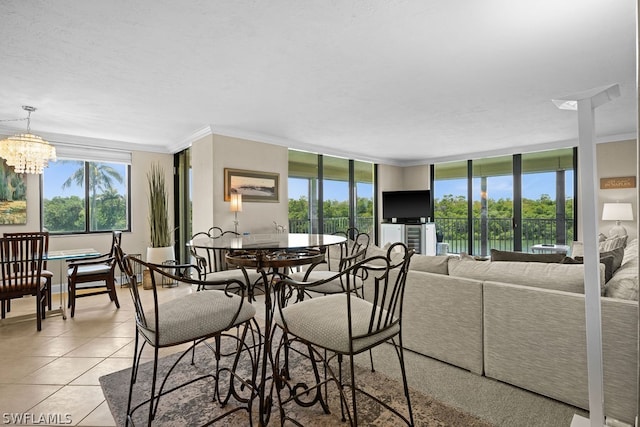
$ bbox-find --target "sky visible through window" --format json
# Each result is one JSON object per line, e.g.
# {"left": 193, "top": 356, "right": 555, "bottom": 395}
{"left": 44, "top": 161, "right": 127, "bottom": 198}
{"left": 291, "top": 172, "right": 572, "bottom": 202}
{"left": 436, "top": 171, "right": 574, "bottom": 200}
{"left": 289, "top": 178, "right": 373, "bottom": 201}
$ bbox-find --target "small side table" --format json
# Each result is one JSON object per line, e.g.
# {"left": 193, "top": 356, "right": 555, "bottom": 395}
{"left": 530, "top": 244, "right": 570, "bottom": 255}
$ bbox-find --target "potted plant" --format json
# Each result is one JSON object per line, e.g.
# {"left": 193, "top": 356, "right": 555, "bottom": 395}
{"left": 144, "top": 162, "right": 174, "bottom": 288}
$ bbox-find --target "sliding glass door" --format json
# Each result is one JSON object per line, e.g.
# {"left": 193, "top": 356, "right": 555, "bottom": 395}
{"left": 288, "top": 150, "right": 374, "bottom": 237}
{"left": 433, "top": 148, "right": 576, "bottom": 256}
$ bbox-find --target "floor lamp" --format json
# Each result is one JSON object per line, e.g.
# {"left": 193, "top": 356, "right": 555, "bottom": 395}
{"left": 553, "top": 83, "right": 620, "bottom": 427}
{"left": 230, "top": 193, "right": 243, "bottom": 234}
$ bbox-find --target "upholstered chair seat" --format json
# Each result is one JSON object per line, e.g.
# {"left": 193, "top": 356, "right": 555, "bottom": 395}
{"left": 275, "top": 293, "right": 398, "bottom": 353}
{"left": 141, "top": 291, "right": 256, "bottom": 346}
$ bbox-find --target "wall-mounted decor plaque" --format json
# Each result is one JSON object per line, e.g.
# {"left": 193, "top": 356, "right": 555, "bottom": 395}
{"left": 600, "top": 176, "right": 636, "bottom": 190}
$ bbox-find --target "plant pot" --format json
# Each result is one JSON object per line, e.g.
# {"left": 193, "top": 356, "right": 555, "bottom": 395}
{"left": 146, "top": 246, "right": 175, "bottom": 286}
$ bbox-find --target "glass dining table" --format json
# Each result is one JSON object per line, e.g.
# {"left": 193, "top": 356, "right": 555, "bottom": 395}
{"left": 187, "top": 232, "right": 346, "bottom": 425}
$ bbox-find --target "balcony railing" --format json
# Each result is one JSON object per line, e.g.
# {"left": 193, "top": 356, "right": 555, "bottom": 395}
{"left": 436, "top": 217, "right": 574, "bottom": 255}
{"left": 288, "top": 217, "right": 374, "bottom": 235}
{"left": 289, "top": 217, "right": 573, "bottom": 255}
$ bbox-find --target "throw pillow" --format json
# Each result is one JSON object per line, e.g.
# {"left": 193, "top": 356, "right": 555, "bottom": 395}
{"left": 459, "top": 252, "right": 477, "bottom": 261}
{"left": 599, "top": 235, "right": 628, "bottom": 252}
{"left": 572, "top": 247, "right": 623, "bottom": 283}
{"left": 410, "top": 254, "right": 450, "bottom": 275}
{"left": 605, "top": 276, "right": 639, "bottom": 300}
{"left": 490, "top": 249, "right": 565, "bottom": 263}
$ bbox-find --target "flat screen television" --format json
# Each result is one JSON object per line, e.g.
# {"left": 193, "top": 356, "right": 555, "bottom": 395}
{"left": 382, "top": 190, "right": 431, "bottom": 223}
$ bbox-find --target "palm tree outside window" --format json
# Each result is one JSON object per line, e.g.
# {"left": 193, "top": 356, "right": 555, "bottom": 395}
{"left": 42, "top": 160, "right": 130, "bottom": 234}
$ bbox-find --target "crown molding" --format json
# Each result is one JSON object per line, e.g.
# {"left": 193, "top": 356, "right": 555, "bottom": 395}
{"left": 0, "top": 125, "right": 169, "bottom": 154}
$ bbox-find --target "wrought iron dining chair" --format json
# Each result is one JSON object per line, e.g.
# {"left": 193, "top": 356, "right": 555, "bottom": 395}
{"left": 66, "top": 230, "right": 121, "bottom": 317}
{"left": 189, "top": 229, "right": 262, "bottom": 299}
{"left": 273, "top": 242, "right": 415, "bottom": 426}
{"left": 0, "top": 234, "right": 48, "bottom": 330}
{"left": 289, "top": 227, "right": 371, "bottom": 299}
{"left": 116, "top": 244, "right": 261, "bottom": 426}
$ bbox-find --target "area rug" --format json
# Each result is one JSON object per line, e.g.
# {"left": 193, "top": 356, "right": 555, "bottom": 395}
{"left": 100, "top": 340, "right": 493, "bottom": 426}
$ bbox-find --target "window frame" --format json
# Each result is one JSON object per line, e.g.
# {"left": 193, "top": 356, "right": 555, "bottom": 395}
{"left": 40, "top": 160, "right": 132, "bottom": 235}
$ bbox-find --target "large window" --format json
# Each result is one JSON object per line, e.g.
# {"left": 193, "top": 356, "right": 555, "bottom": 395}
{"left": 42, "top": 160, "right": 130, "bottom": 234}
{"left": 434, "top": 148, "right": 575, "bottom": 255}
{"left": 288, "top": 150, "right": 375, "bottom": 236}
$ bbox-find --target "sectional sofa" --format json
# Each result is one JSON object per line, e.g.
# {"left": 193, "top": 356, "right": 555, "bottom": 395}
{"left": 360, "top": 238, "right": 639, "bottom": 425}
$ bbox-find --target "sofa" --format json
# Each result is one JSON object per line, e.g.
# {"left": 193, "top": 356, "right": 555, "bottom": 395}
{"left": 357, "top": 237, "right": 639, "bottom": 425}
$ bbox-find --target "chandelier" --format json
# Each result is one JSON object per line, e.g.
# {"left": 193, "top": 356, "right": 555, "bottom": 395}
{"left": 0, "top": 106, "right": 56, "bottom": 174}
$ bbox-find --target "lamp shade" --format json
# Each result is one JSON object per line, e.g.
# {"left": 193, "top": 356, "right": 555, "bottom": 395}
{"left": 230, "top": 193, "right": 243, "bottom": 212}
{"left": 602, "top": 203, "right": 633, "bottom": 221}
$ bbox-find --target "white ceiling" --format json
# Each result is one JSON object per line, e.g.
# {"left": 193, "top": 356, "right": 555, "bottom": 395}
{"left": 0, "top": 0, "right": 636, "bottom": 166}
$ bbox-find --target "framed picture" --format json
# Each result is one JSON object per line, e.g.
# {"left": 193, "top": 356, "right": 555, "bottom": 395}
{"left": 0, "top": 159, "right": 27, "bottom": 224}
{"left": 224, "top": 168, "right": 279, "bottom": 202}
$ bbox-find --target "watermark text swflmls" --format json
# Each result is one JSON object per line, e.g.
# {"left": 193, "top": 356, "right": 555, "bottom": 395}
{"left": 2, "top": 413, "right": 72, "bottom": 425}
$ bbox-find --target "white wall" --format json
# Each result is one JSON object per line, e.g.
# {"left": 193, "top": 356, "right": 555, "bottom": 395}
{"left": 191, "top": 134, "right": 289, "bottom": 236}
{"left": 596, "top": 139, "right": 637, "bottom": 240}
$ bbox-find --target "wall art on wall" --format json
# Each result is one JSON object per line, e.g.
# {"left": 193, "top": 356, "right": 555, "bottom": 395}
{"left": 0, "top": 158, "right": 27, "bottom": 224}
{"left": 224, "top": 168, "right": 279, "bottom": 202}
{"left": 600, "top": 176, "right": 636, "bottom": 190}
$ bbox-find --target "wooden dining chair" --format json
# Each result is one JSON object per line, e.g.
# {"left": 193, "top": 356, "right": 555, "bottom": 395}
{"left": 0, "top": 234, "right": 48, "bottom": 330}
{"left": 3, "top": 231, "right": 53, "bottom": 313}
{"left": 273, "top": 242, "right": 415, "bottom": 426}
{"left": 67, "top": 230, "right": 121, "bottom": 317}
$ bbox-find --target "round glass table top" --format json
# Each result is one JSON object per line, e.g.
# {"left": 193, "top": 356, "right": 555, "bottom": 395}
{"left": 188, "top": 232, "right": 346, "bottom": 250}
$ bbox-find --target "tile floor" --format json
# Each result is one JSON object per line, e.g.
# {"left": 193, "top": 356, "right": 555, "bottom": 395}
{"left": 0, "top": 283, "right": 207, "bottom": 426}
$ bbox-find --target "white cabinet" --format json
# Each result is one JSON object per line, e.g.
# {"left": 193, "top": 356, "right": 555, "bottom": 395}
{"left": 380, "top": 223, "right": 436, "bottom": 255}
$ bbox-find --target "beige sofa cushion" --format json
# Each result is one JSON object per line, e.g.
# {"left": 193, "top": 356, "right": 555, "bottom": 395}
{"left": 409, "top": 254, "right": 451, "bottom": 275}
{"left": 448, "top": 257, "right": 603, "bottom": 294}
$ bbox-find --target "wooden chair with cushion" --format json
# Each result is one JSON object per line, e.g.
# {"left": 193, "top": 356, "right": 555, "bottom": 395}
{"left": 116, "top": 244, "right": 260, "bottom": 426}
{"left": 67, "top": 230, "right": 121, "bottom": 317}
{"left": 0, "top": 234, "right": 48, "bottom": 330}
{"left": 273, "top": 242, "right": 415, "bottom": 426}
{"left": 3, "top": 231, "right": 53, "bottom": 313}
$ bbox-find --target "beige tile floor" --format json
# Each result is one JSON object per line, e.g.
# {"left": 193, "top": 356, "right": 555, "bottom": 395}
{"left": 0, "top": 283, "right": 204, "bottom": 427}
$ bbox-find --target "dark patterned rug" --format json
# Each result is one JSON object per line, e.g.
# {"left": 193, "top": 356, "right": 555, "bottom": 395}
{"left": 100, "top": 338, "right": 493, "bottom": 426}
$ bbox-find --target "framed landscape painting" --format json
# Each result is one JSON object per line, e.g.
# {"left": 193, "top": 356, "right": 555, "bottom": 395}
{"left": 0, "top": 159, "right": 27, "bottom": 224}
{"left": 224, "top": 168, "right": 279, "bottom": 202}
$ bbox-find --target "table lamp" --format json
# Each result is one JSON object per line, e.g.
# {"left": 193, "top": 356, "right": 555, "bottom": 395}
{"left": 601, "top": 202, "right": 633, "bottom": 237}
{"left": 230, "top": 193, "right": 243, "bottom": 234}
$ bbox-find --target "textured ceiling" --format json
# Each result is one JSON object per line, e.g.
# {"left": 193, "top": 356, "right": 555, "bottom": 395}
{"left": 0, "top": 0, "right": 636, "bottom": 165}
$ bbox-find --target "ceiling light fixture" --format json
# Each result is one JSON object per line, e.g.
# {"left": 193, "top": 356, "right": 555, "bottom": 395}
{"left": 0, "top": 106, "right": 56, "bottom": 174}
